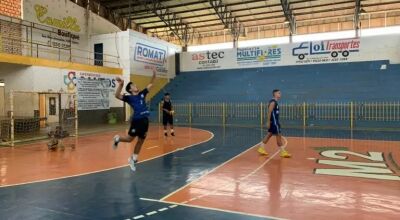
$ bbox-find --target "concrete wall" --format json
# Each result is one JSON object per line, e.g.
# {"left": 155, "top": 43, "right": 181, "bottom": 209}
{"left": 0, "top": 62, "right": 124, "bottom": 125}
{"left": 20, "top": 0, "right": 121, "bottom": 66}
{"left": 91, "top": 30, "right": 182, "bottom": 121}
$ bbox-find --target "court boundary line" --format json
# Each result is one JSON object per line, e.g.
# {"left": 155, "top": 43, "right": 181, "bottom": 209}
{"left": 0, "top": 128, "right": 214, "bottom": 188}
{"left": 140, "top": 197, "right": 286, "bottom": 220}
{"left": 161, "top": 136, "right": 288, "bottom": 201}
{"left": 160, "top": 141, "right": 260, "bottom": 200}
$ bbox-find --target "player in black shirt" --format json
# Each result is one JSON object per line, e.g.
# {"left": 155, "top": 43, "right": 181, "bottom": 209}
{"left": 161, "top": 93, "right": 175, "bottom": 136}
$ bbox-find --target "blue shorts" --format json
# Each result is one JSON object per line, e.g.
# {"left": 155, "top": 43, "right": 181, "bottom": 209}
{"left": 268, "top": 123, "right": 281, "bottom": 135}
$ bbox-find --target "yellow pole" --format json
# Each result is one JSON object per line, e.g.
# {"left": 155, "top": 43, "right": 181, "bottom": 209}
{"left": 350, "top": 101, "right": 354, "bottom": 129}
{"left": 189, "top": 103, "right": 192, "bottom": 125}
{"left": 74, "top": 93, "right": 78, "bottom": 137}
{"left": 222, "top": 103, "right": 226, "bottom": 125}
{"left": 158, "top": 102, "right": 161, "bottom": 124}
{"left": 10, "top": 90, "right": 14, "bottom": 147}
{"left": 260, "top": 102, "right": 263, "bottom": 128}
{"left": 303, "top": 102, "right": 306, "bottom": 127}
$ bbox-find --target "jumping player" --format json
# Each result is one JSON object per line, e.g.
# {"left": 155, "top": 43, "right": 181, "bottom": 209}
{"left": 161, "top": 93, "right": 175, "bottom": 137}
{"left": 112, "top": 69, "right": 156, "bottom": 172}
{"left": 258, "top": 89, "right": 291, "bottom": 158}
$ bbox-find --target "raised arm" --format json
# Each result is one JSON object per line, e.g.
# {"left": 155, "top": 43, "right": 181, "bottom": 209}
{"left": 146, "top": 68, "right": 157, "bottom": 90}
{"left": 115, "top": 77, "right": 124, "bottom": 100}
{"left": 266, "top": 101, "right": 275, "bottom": 129}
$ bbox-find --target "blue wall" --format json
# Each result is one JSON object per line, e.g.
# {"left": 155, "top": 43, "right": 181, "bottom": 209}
{"left": 152, "top": 61, "right": 399, "bottom": 106}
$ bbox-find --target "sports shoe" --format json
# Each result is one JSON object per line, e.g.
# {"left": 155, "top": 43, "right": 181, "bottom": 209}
{"left": 112, "top": 135, "right": 120, "bottom": 150}
{"left": 280, "top": 150, "right": 292, "bottom": 158}
{"left": 257, "top": 146, "right": 268, "bottom": 156}
{"left": 128, "top": 157, "right": 137, "bottom": 172}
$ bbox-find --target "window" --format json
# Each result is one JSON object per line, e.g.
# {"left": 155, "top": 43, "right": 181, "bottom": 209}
{"left": 94, "top": 43, "right": 103, "bottom": 66}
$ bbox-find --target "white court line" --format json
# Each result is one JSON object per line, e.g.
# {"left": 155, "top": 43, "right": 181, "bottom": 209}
{"left": 161, "top": 136, "right": 288, "bottom": 204}
{"left": 0, "top": 128, "right": 214, "bottom": 188}
{"left": 158, "top": 208, "right": 168, "bottom": 212}
{"left": 147, "top": 145, "right": 159, "bottom": 149}
{"left": 185, "top": 137, "right": 288, "bottom": 203}
{"left": 201, "top": 148, "right": 215, "bottom": 155}
{"left": 239, "top": 137, "right": 288, "bottom": 181}
{"left": 160, "top": 141, "right": 261, "bottom": 201}
{"left": 140, "top": 198, "right": 286, "bottom": 220}
{"left": 146, "top": 211, "right": 157, "bottom": 216}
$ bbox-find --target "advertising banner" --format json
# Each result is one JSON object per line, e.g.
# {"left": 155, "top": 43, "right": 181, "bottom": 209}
{"left": 130, "top": 34, "right": 170, "bottom": 76}
{"left": 76, "top": 78, "right": 110, "bottom": 110}
{"left": 180, "top": 35, "right": 400, "bottom": 72}
{"left": 63, "top": 70, "right": 118, "bottom": 109}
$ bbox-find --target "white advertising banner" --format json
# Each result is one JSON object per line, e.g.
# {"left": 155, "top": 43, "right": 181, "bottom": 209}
{"left": 181, "top": 49, "right": 234, "bottom": 71}
{"left": 181, "top": 35, "right": 400, "bottom": 72}
{"left": 76, "top": 78, "right": 110, "bottom": 110}
{"left": 130, "top": 32, "right": 175, "bottom": 77}
{"left": 63, "top": 70, "right": 119, "bottom": 109}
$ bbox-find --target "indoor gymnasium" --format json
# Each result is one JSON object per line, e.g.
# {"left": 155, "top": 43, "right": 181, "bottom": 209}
{"left": 1, "top": 0, "right": 400, "bottom": 219}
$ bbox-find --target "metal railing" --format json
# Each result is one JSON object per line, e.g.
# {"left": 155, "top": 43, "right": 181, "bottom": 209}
{"left": 0, "top": 15, "right": 120, "bottom": 68}
{"left": 158, "top": 102, "right": 400, "bottom": 130}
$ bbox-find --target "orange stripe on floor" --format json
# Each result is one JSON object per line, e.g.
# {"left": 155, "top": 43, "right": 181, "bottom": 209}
{"left": 0, "top": 126, "right": 213, "bottom": 187}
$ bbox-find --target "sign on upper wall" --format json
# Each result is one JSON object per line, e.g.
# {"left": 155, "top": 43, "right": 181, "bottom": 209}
{"left": 237, "top": 45, "right": 282, "bottom": 67}
{"left": 63, "top": 70, "right": 118, "bottom": 110}
{"left": 188, "top": 49, "right": 233, "bottom": 70}
{"left": 292, "top": 38, "right": 360, "bottom": 64}
{"left": 130, "top": 31, "right": 180, "bottom": 77}
{"left": 24, "top": 0, "right": 85, "bottom": 33}
{"left": 181, "top": 35, "right": 400, "bottom": 72}
{"left": 134, "top": 43, "right": 167, "bottom": 69}
{"left": 33, "top": 4, "right": 81, "bottom": 32}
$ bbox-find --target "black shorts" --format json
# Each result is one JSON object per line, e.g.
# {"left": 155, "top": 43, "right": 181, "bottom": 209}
{"left": 163, "top": 114, "right": 173, "bottom": 126}
{"left": 128, "top": 117, "right": 149, "bottom": 139}
{"left": 268, "top": 122, "right": 281, "bottom": 135}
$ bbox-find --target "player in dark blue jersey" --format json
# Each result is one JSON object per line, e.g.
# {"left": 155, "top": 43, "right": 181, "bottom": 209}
{"left": 258, "top": 89, "right": 291, "bottom": 158}
{"left": 112, "top": 69, "right": 156, "bottom": 172}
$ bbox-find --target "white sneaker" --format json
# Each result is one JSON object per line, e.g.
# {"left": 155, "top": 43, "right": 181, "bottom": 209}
{"left": 112, "top": 135, "right": 120, "bottom": 150}
{"left": 128, "top": 157, "right": 137, "bottom": 172}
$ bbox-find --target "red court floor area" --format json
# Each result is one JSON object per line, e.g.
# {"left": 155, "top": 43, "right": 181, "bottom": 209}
{"left": 0, "top": 126, "right": 213, "bottom": 187}
{"left": 163, "top": 136, "right": 400, "bottom": 220}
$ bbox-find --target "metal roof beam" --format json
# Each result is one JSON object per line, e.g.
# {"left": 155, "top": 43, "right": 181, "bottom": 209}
{"left": 115, "top": 1, "right": 209, "bottom": 12}
{"left": 208, "top": 0, "right": 244, "bottom": 43}
{"left": 145, "top": 2, "right": 367, "bottom": 31}
{"left": 280, "top": 0, "right": 296, "bottom": 35}
{"left": 103, "top": 0, "right": 172, "bottom": 9}
{"left": 138, "top": 0, "right": 196, "bottom": 46}
{"left": 137, "top": 0, "right": 353, "bottom": 26}
{"left": 121, "top": 0, "right": 268, "bottom": 18}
